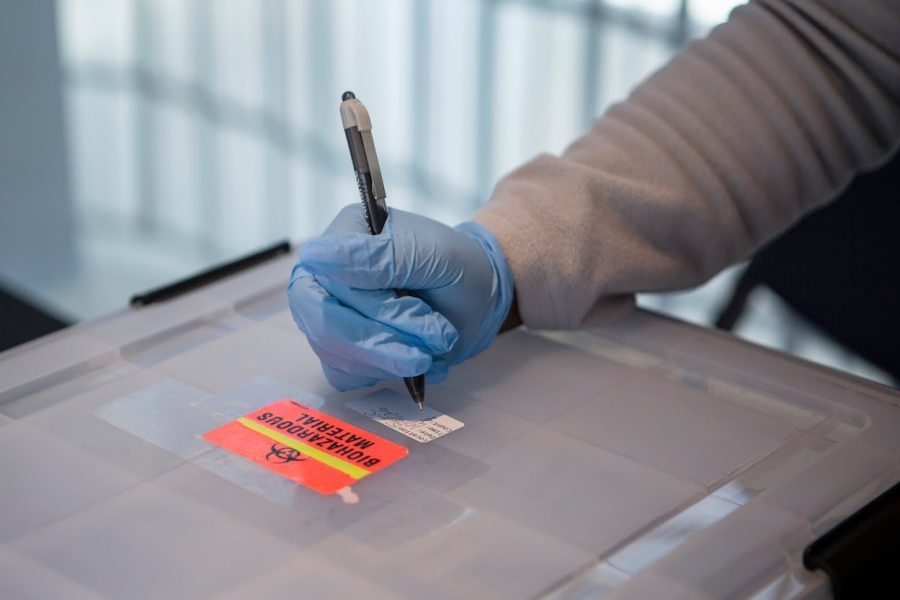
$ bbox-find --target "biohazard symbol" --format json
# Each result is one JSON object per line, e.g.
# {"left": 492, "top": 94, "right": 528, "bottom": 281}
{"left": 266, "top": 443, "right": 307, "bottom": 464}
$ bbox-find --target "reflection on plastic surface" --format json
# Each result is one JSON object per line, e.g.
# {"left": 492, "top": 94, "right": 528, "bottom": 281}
{"left": 12, "top": 484, "right": 298, "bottom": 598}
{"left": 153, "top": 455, "right": 405, "bottom": 547}
{"left": 348, "top": 389, "right": 464, "bottom": 443}
{"left": 378, "top": 433, "right": 492, "bottom": 494}
{"left": 0, "top": 545, "right": 104, "bottom": 599}
{"left": 384, "top": 382, "right": 539, "bottom": 459}
{"left": 0, "top": 424, "right": 141, "bottom": 542}
{"left": 600, "top": 310, "right": 849, "bottom": 401}
{"left": 452, "top": 428, "right": 703, "bottom": 554}
{"left": 706, "top": 378, "right": 826, "bottom": 430}
{"left": 0, "top": 333, "right": 116, "bottom": 410}
{"left": 549, "top": 375, "right": 794, "bottom": 488}
{"left": 322, "top": 399, "right": 494, "bottom": 494}
{"left": 812, "top": 417, "right": 863, "bottom": 444}
{"left": 216, "top": 553, "right": 399, "bottom": 600}
{"left": 120, "top": 313, "right": 244, "bottom": 368}
{"left": 191, "top": 447, "right": 311, "bottom": 509}
{"left": 18, "top": 369, "right": 201, "bottom": 480}
{"left": 202, "top": 399, "right": 409, "bottom": 494}
{"left": 234, "top": 287, "right": 287, "bottom": 322}
{"left": 200, "top": 255, "right": 295, "bottom": 305}
{"left": 193, "top": 375, "right": 324, "bottom": 420}
{"left": 608, "top": 495, "right": 739, "bottom": 574}
{"left": 311, "top": 508, "right": 594, "bottom": 600}
{"left": 86, "top": 292, "right": 229, "bottom": 346}
{"left": 746, "top": 564, "right": 829, "bottom": 600}
{"left": 151, "top": 324, "right": 331, "bottom": 395}
{"left": 232, "top": 285, "right": 297, "bottom": 332}
{"left": 3, "top": 292, "right": 898, "bottom": 598}
{"left": 444, "top": 329, "right": 635, "bottom": 423}
{"left": 654, "top": 358, "right": 840, "bottom": 431}
{"left": 713, "top": 434, "right": 833, "bottom": 506}
{"left": 538, "top": 330, "right": 664, "bottom": 370}
{"left": 646, "top": 501, "right": 805, "bottom": 599}
{"left": 94, "top": 379, "right": 223, "bottom": 459}
{"left": 603, "top": 572, "right": 708, "bottom": 599}
{"left": 759, "top": 439, "right": 897, "bottom": 528}
{"left": 807, "top": 462, "right": 900, "bottom": 536}
{"left": 343, "top": 487, "right": 475, "bottom": 547}
{"left": 1, "top": 361, "right": 136, "bottom": 419}
{"left": 543, "top": 561, "right": 631, "bottom": 600}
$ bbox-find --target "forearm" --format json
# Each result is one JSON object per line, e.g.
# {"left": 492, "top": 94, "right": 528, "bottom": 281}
{"left": 475, "top": 0, "right": 900, "bottom": 330}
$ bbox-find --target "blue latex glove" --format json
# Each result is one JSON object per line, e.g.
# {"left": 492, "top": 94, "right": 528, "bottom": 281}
{"left": 288, "top": 204, "right": 514, "bottom": 391}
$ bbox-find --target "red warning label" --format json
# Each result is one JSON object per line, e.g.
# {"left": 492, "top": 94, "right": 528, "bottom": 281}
{"left": 202, "top": 399, "right": 408, "bottom": 494}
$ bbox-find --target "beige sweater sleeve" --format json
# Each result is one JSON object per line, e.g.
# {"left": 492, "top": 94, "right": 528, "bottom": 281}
{"left": 474, "top": 0, "right": 900, "bottom": 330}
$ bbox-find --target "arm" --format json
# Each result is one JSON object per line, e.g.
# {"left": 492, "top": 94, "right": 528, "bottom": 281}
{"left": 475, "top": 0, "right": 900, "bottom": 330}
{"left": 290, "top": 0, "right": 899, "bottom": 391}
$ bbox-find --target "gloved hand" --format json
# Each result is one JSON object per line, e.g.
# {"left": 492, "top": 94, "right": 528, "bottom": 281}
{"left": 288, "top": 204, "right": 514, "bottom": 391}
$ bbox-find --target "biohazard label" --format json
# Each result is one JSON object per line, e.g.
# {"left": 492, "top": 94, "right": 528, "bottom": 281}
{"left": 202, "top": 399, "right": 408, "bottom": 494}
{"left": 348, "top": 389, "right": 464, "bottom": 443}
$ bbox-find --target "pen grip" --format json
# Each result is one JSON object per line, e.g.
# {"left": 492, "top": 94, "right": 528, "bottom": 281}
{"left": 345, "top": 126, "right": 388, "bottom": 235}
{"left": 354, "top": 170, "right": 388, "bottom": 235}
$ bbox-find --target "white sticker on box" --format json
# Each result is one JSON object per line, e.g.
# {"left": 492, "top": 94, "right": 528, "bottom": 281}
{"left": 348, "top": 389, "right": 464, "bottom": 443}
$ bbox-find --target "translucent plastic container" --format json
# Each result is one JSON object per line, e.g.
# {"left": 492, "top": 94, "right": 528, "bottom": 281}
{"left": 1, "top": 264, "right": 897, "bottom": 598}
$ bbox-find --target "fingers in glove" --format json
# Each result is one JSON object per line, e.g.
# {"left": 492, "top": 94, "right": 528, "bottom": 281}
{"left": 320, "top": 361, "right": 380, "bottom": 392}
{"left": 311, "top": 344, "right": 415, "bottom": 382}
{"left": 288, "top": 268, "right": 432, "bottom": 377}
{"left": 315, "top": 275, "right": 458, "bottom": 354}
{"left": 424, "top": 357, "right": 450, "bottom": 384}
{"left": 299, "top": 213, "right": 461, "bottom": 291}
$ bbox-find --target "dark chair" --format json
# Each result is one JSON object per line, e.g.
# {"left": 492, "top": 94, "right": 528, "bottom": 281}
{"left": 715, "top": 153, "right": 900, "bottom": 383}
{"left": 0, "top": 282, "right": 70, "bottom": 352}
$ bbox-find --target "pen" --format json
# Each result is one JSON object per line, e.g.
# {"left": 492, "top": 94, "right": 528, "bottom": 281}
{"left": 339, "top": 91, "right": 426, "bottom": 410}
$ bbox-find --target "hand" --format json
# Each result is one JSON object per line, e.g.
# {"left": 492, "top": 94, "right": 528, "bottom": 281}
{"left": 288, "top": 204, "right": 514, "bottom": 391}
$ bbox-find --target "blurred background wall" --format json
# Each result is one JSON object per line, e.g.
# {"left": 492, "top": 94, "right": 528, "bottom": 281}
{"left": 0, "top": 0, "right": 893, "bottom": 385}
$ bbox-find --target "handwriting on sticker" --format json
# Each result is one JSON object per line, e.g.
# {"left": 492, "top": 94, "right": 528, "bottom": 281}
{"left": 363, "top": 406, "right": 440, "bottom": 429}
{"left": 362, "top": 407, "right": 452, "bottom": 439}
{"left": 348, "top": 391, "right": 464, "bottom": 443}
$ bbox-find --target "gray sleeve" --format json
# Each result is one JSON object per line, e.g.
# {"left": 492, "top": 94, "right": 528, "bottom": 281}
{"left": 474, "top": 0, "right": 900, "bottom": 330}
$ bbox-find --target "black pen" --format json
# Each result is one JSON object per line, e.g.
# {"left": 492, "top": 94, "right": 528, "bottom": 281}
{"left": 339, "top": 91, "right": 426, "bottom": 410}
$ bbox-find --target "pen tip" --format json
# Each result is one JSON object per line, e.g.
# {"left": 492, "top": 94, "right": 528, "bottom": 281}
{"left": 342, "top": 90, "right": 356, "bottom": 101}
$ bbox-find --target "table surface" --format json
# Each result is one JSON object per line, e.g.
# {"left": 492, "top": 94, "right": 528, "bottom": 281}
{"left": 1, "top": 252, "right": 898, "bottom": 599}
